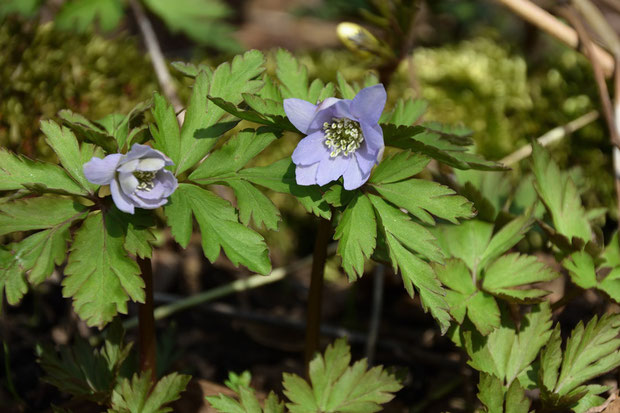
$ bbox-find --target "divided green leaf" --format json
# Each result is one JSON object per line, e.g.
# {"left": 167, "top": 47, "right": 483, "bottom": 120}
{"left": 283, "top": 339, "right": 402, "bottom": 413}
{"left": 369, "top": 194, "right": 450, "bottom": 333}
{"left": 538, "top": 314, "right": 620, "bottom": 410}
{"left": 461, "top": 303, "right": 553, "bottom": 387}
{"left": 110, "top": 371, "right": 191, "bottom": 413}
{"left": 531, "top": 141, "right": 591, "bottom": 245}
{"left": 370, "top": 178, "right": 474, "bottom": 225}
{"left": 334, "top": 193, "right": 376, "bottom": 280}
{"left": 63, "top": 212, "right": 145, "bottom": 328}
{"left": 37, "top": 321, "right": 132, "bottom": 404}
{"left": 165, "top": 184, "right": 271, "bottom": 274}
{"left": 0, "top": 149, "right": 88, "bottom": 195}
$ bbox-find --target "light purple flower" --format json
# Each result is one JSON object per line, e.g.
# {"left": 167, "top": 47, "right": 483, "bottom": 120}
{"left": 284, "top": 84, "right": 387, "bottom": 190}
{"left": 83, "top": 144, "right": 178, "bottom": 214}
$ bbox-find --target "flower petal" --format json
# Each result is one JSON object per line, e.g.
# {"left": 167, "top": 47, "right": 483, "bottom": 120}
{"left": 117, "top": 159, "right": 139, "bottom": 173}
{"left": 342, "top": 159, "right": 367, "bottom": 190}
{"left": 283, "top": 99, "right": 317, "bottom": 134}
{"left": 137, "top": 157, "right": 166, "bottom": 171}
{"left": 83, "top": 154, "right": 122, "bottom": 185}
{"left": 118, "top": 172, "right": 139, "bottom": 195}
{"left": 110, "top": 179, "right": 135, "bottom": 214}
{"left": 295, "top": 163, "right": 320, "bottom": 186}
{"left": 292, "top": 131, "right": 329, "bottom": 166}
{"left": 307, "top": 98, "right": 343, "bottom": 131}
{"left": 332, "top": 100, "right": 355, "bottom": 120}
{"left": 350, "top": 84, "right": 387, "bottom": 124}
{"left": 155, "top": 170, "right": 178, "bottom": 196}
{"left": 355, "top": 143, "right": 379, "bottom": 176}
{"left": 360, "top": 121, "right": 384, "bottom": 151}
{"left": 124, "top": 143, "right": 173, "bottom": 165}
{"left": 316, "top": 155, "right": 351, "bottom": 186}
{"left": 129, "top": 193, "right": 168, "bottom": 209}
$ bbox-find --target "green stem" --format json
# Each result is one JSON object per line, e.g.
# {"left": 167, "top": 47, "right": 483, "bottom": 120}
{"left": 137, "top": 256, "right": 156, "bottom": 379}
{"left": 304, "top": 217, "right": 332, "bottom": 372}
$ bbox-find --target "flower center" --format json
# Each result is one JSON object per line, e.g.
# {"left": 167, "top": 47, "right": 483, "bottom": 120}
{"left": 323, "top": 117, "right": 364, "bottom": 157}
{"left": 134, "top": 171, "right": 156, "bottom": 191}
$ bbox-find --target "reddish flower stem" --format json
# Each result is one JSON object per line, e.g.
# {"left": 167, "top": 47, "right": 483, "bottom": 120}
{"left": 304, "top": 217, "right": 332, "bottom": 374}
{"left": 137, "top": 256, "right": 156, "bottom": 380}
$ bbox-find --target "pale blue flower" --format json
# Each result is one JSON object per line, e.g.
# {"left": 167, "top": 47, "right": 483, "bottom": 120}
{"left": 83, "top": 144, "right": 178, "bottom": 214}
{"left": 284, "top": 84, "right": 387, "bottom": 190}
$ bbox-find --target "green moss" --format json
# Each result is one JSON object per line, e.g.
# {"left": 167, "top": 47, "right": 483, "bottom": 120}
{"left": 0, "top": 18, "right": 158, "bottom": 157}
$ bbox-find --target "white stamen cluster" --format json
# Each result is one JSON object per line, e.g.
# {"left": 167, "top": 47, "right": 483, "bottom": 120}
{"left": 134, "top": 171, "right": 156, "bottom": 191}
{"left": 323, "top": 117, "right": 364, "bottom": 157}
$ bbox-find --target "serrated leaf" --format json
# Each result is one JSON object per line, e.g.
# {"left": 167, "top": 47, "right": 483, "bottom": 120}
{"left": 207, "top": 386, "right": 283, "bottom": 413}
{"left": 0, "top": 196, "right": 87, "bottom": 236}
{"left": 369, "top": 195, "right": 450, "bottom": 332}
{"left": 40, "top": 120, "right": 95, "bottom": 193}
{"left": 371, "top": 178, "right": 474, "bottom": 225}
{"left": 143, "top": 0, "right": 240, "bottom": 51}
{"left": 483, "top": 253, "right": 558, "bottom": 303}
{"left": 323, "top": 185, "right": 357, "bottom": 207}
{"left": 174, "top": 51, "right": 265, "bottom": 174}
{"left": 37, "top": 320, "right": 132, "bottom": 403}
{"left": 116, "top": 211, "right": 156, "bottom": 259}
{"left": 110, "top": 371, "right": 191, "bottom": 413}
{"left": 150, "top": 93, "right": 182, "bottom": 166}
{"left": 478, "top": 216, "right": 533, "bottom": 270}
{"left": 531, "top": 141, "right": 591, "bottom": 243}
{"left": 433, "top": 220, "right": 494, "bottom": 273}
{"left": 189, "top": 129, "right": 277, "bottom": 182}
{"left": 0, "top": 224, "right": 72, "bottom": 305}
{"left": 165, "top": 184, "right": 271, "bottom": 274}
{"left": 539, "top": 315, "right": 620, "bottom": 410}
{"left": 434, "top": 259, "right": 500, "bottom": 335}
{"left": 58, "top": 109, "right": 117, "bottom": 153}
{"left": 336, "top": 72, "right": 356, "bottom": 100}
{"left": 563, "top": 251, "right": 620, "bottom": 303}
{"left": 505, "top": 379, "right": 531, "bottom": 413}
{"left": 227, "top": 180, "right": 281, "bottom": 231}
{"left": 55, "top": 0, "right": 123, "bottom": 32}
{"left": 239, "top": 158, "right": 331, "bottom": 219}
{"left": 382, "top": 98, "right": 428, "bottom": 126}
{"left": 369, "top": 150, "right": 430, "bottom": 184}
{"left": 477, "top": 373, "right": 504, "bottom": 413}
{"left": 171, "top": 61, "right": 212, "bottom": 78}
{"left": 96, "top": 100, "right": 150, "bottom": 150}
{"left": 555, "top": 314, "right": 620, "bottom": 396}
{"left": 208, "top": 96, "right": 296, "bottom": 131}
{"left": 334, "top": 193, "right": 376, "bottom": 280}
{"left": 63, "top": 212, "right": 145, "bottom": 328}
{"left": 275, "top": 49, "right": 310, "bottom": 100}
{"left": 382, "top": 125, "right": 506, "bottom": 171}
{"left": 283, "top": 339, "right": 402, "bottom": 413}
{"left": 463, "top": 303, "right": 552, "bottom": 386}
{"left": 0, "top": 149, "right": 87, "bottom": 195}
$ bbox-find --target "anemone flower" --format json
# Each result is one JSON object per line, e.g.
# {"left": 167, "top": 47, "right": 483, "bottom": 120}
{"left": 284, "top": 84, "right": 387, "bottom": 190}
{"left": 83, "top": 144, "right": 178, "bottom": 214}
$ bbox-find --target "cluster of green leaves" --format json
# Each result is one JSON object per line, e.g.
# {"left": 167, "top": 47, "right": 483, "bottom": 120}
{"left": 207, "top": 339, "right": 402, "bottom": 413}
{"left": 530, "top": 141, "right": 619, "bottom": 303}
{"left": 38, "top": 322, "right": 190, "bottom": 412}
{"left": 0, "top": 0, "right": 240, "bottom": 52}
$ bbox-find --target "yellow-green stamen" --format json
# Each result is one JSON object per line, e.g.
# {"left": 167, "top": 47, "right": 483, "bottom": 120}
{"left": 323, "top": 117, "right": 364, "bottom": 157}
{"left": 134, "top": 170, "right": 156, "bottom": 191}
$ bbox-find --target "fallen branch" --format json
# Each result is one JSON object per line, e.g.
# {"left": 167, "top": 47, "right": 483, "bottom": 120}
{"left": 495, "top": 0, "right": 615, "bottom": 77}
{"left": 500, "top": 110, "right": 599, "bottom": 166}
{"left": 129, "top": 0, "right": 184, "bottom": 121}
